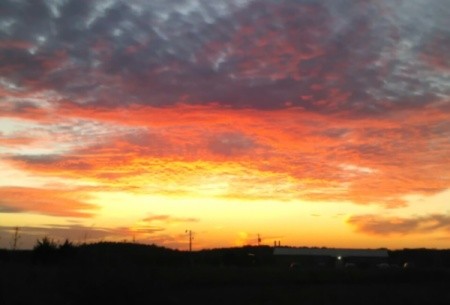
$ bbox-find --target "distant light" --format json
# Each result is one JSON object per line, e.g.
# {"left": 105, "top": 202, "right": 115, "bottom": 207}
{"left": 337, "top": 256, "right": 342, "bottom": 260}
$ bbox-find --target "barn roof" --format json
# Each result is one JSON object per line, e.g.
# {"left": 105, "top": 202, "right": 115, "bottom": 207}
{"left": 273, "top": 247, "right": 388, "bottom": 258}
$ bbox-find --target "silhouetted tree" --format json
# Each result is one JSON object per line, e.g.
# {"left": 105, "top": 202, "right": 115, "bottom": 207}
{"left": 58, "top": 238, "right": 76, "bottom": 259}
{"left": 32, "top": 236, "right": 58, "bottom": 264}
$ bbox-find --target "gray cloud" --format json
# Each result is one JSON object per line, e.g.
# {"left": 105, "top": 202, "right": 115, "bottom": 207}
{"left": 0, "top": 223, "right": 165, "bottom": 249}
{"left": 10, "top": 154, "right": 62, "bottom": 164}
{"left": 0, "top": 0, "right": 448, "bottom": 114}
{"left": 9, "top": 154, "right": 95, "bottom": 172}
{"left": 0, "top": 206, "right": 20, "bottom": 213}
{"left": 348, "top": 214, "right": 450, "bottom": 236}
{"left": 208, "top": 132, "right": 257, "bottom": 156}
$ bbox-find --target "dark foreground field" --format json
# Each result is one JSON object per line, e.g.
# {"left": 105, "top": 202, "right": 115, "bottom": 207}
{"left": 2, "top": 243, "right": 450, "bottom": 305}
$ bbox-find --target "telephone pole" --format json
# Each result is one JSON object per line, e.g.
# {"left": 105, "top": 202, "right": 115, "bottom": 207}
{"left": 185, "top": 230, "right": 193, "bottom": 252}
{"left": 10, "top": 227, "right": 21, "bottom": 250}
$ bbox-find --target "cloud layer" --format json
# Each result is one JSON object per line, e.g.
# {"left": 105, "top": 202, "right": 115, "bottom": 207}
{"left": 4, "top": 104, "right": 449, "bottom": 209}
{"left": 1, "top": 0, "right": 450, "bottom": 247}
{"left": 0, "top": 186, "right": 97, "bottom": 217}
{"left": 1, "top": 0, "right": 449, "bottom": 112}
{"left": 348, "top": 214, "right": 450, "bottom": 236}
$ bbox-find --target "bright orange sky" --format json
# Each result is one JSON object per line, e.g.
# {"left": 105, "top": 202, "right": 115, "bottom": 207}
{"left": 1, "top": 0, "right": 450, "bottom": 250}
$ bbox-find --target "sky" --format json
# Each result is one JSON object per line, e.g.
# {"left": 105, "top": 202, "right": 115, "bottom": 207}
{"left": 1, "top": 0, "right": 450, "bottom": 250}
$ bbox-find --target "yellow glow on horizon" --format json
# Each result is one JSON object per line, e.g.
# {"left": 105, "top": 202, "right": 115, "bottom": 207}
{"left": 85, "top": 189, "right": 392, "bottom": 248}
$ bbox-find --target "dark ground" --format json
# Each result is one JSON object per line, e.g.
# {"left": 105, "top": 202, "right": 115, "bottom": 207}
{"left": 1, "top": 243, "right": 450, "bottom": 305}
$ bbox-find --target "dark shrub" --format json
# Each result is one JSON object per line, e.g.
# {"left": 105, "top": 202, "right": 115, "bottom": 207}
{"left": 58, "top": 238, "right": 76, "bottom": 259}
{"left": 32, "top": 237, "right": 58, "bottom": 264}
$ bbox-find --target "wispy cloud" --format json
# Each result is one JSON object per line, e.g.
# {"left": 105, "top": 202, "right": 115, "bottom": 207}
{"left": 0, "top": 223, "right": 166, "bottom": 247}
{"left": 348, "top": 214, "right": 450, "bottom": 236}
{"left": 143, "top": 214, "right": 199, "bottom": 224}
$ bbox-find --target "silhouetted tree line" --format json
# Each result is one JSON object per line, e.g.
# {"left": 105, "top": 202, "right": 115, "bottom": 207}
{"left": 32, "top": 237, "right": 77, "bottom": 264}
{"left": 28, "top": 240, "right": 278, "bottom": 267}
{"left": 28, "top": 239, "right": 191, "bottom": 266}
{"left": 74, "top": 242, "right": 188, "bottom": 266}
{"left": 3, "top": 240, "right": 450, "bottom": 271}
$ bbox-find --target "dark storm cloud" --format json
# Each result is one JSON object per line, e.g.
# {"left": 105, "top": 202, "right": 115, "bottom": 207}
{"left": 1, "top": 0, "right": 449, "bottom": 113}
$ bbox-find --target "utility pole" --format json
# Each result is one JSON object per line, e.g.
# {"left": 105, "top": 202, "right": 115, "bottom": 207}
{"left": 257, "top": 233, "right": 261, "bottom": 246}
{"left": 10, "top": 227, "right": 21, "bottom": 250}
{"left": 185, "top": 230, "right": 193, "bottom": 252}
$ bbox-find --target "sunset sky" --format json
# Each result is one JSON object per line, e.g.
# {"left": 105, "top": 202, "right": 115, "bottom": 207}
{"left": 1, "top": 0, "right": 450, "bottom": 250}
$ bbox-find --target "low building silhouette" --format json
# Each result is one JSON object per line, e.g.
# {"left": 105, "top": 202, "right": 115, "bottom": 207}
{"left": 274, "top": 247, "right": 389, "bottom": 269}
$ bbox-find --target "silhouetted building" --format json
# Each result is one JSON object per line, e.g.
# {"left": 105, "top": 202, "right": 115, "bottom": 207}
{"left": 273, "top": 247, "right": 389, "bottom": 269}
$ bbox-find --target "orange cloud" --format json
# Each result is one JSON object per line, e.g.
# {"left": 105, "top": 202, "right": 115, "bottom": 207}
{"left": 0, "top": 133, "right": 35, "bottom": 147}
{"left": 0, "top": 187, "right": 97, "bottom": 218}
{"left": 3, "top": 102, "right": 450, "bottom": 209}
